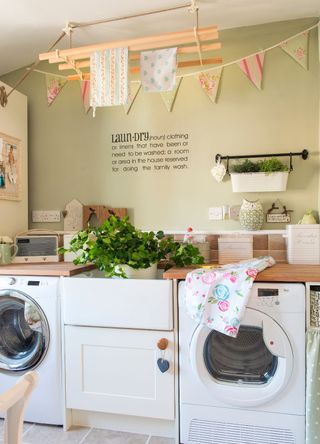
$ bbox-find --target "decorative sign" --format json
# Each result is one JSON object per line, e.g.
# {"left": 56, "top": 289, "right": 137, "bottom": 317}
{"left": 266, "top": 200, "right": 293, "bottom": 223}
{"left": 110, "top": 131, "right": 190, "bottom": 174}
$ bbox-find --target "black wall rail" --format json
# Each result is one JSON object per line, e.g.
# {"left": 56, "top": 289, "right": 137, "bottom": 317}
{"left": 215, "top": 149, "right": 309, "bottom": 174}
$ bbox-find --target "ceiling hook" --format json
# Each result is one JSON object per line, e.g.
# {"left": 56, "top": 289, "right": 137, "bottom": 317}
{"left": 188, "top": 0, "right": 199, "bottom": 14}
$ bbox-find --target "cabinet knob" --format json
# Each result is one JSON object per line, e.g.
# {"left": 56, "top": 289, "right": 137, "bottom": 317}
{"left": 157, "top": 338, "right": 169, "bottom": 350}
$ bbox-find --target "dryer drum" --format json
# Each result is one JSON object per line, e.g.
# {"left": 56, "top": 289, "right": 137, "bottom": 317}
{"left": 203, "top": 326, "right": 278, "bottom": 384}
{"left": 0, "top": 290, "right": 49, "bottom": 373}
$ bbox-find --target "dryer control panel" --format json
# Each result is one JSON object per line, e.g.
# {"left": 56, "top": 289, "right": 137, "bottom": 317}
{"left": 248, "top": 282, "right": 305, "bottom": 313}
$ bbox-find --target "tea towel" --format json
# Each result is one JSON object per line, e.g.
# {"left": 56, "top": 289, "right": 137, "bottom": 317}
{"left": 90, "top": 48, "right": 128, "bottom": 114}
{"left": 140, "top": 47, "right": 177, "bottom": 92}
{"left": 184, "top": 256, "right": 275, "bottom": 337}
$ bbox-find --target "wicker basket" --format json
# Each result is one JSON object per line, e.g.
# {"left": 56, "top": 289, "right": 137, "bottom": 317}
{"left": 310, "top": 287, "right": 320, "bottom": 328}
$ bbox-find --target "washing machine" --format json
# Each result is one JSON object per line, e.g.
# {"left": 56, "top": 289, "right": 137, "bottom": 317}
{"left": 0, "top": 275, "right": 63, "bottom": 425}
{"left": 179, "top": 281, "right": 305, "bottom": 444}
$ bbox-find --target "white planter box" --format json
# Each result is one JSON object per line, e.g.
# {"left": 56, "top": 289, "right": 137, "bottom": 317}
{"left": 231, "top": 171, "right": 289, "bottom": 193}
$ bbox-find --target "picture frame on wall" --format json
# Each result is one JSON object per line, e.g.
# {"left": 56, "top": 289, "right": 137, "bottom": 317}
{"left": 0, "top": 132, "right": 21, "bottom": 201}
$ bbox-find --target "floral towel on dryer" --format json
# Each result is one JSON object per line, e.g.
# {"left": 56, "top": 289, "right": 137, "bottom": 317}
{"left": 185, "top": 256, "right": 275, "bottom": 337}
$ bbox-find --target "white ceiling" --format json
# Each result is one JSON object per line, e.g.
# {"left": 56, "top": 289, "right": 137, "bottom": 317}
{"left": 1, "top": 0, "right": 319, "bottom": 76}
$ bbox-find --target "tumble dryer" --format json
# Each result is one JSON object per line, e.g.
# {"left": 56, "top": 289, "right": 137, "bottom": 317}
{"left": 0, "top": 276, "right": 63, "bottom": 424}
{"left": 179, "top": 281, "right": 305, "bottom": 444}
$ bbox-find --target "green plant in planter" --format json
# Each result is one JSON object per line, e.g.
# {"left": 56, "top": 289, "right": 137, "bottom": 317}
{"left": 258, "top": 157, "right": 288, "bottom": 173}
{"left": 60, "top": 215, "right": 204, "bottom": 278}
{"left": 231, "top": 157, "right": 288, "bottom": 174}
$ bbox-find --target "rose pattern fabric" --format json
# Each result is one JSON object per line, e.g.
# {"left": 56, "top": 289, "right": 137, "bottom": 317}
{"left": 184, "top": 256, "right": 275, "bottom": 337}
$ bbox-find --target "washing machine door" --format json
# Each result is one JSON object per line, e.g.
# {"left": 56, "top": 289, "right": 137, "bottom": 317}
{"left": 0, "top": 289, "right": 49, "bottom": 373}
{"left": 190, "top": 307, "right": 293, "bottom": 407}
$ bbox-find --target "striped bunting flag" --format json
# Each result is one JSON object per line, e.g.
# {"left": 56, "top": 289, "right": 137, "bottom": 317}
{"left": 79, "top": 80, "right": 91, "bottom": 114}
{"left": 46, "top": 74, "right": 67, "bottom": 106}
{"left": 237, "top": 52, "right": 265, "bottom": 90}
{"left": 90, "top": 48, "right": 128, "bottom": 113}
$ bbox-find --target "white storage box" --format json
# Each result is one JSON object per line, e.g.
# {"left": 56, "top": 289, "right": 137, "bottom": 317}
{"left": 230, "top": 172, "right": 289, "bottom": 193}
{"left": 286, "top": 224, "right": 320, "bottom": 265}
{"left": 218, "top": 235, "right": 253, "bottom": 265}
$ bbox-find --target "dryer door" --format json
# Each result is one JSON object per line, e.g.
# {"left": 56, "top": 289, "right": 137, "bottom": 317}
{"left": 190, "top": 308, "right": 293, "bottom": 407}
{"left": 0, "top": 289, "right": 49, "bottom": 373}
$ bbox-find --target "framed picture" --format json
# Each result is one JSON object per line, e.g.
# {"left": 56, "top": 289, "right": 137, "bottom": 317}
{"left": 0, "top": 133, "right": 21, "bottom": 201}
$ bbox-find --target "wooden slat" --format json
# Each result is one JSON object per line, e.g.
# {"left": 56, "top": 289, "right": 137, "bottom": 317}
{"left": 0, "top": 263, "right": 95, "bottom": 277}
{"left": 162, "top": 263, "right": 320, "bottom": 282}
{"left": 40, "top": 26, "right": 218, "bottom": 62}
{"left": 67, "top": 56, "right": 223, "bottom": 80}
{"left": 58, "top": 42, "right": 222, "bottom": 71}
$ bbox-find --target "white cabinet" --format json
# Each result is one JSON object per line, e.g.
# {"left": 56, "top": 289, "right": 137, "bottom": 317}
{"left": 65, "top": 325, "right": 174, "bottom": 420}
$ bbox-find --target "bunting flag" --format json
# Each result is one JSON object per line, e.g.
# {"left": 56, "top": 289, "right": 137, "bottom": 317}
{"left": 280, "top": 31, "right": 309, "bottom": 70}
{"left": 237, "top": 52, "right": 265, "bottom": 90}
{"left": 90, "top": 48, "right": 129, "bottom": 111}
{"left": 197, "top": 67, "right": 223, "bottom": 103}
{"left": 46, "top": 74, "right": 67, "bottom": 106}
{"left": 123, "top": 82, "right": 141, "bottom": 114}
{"left": 79, "top": 79, "right": 91, "bottom": 114}
{"left": 160, "top": 77, "right": 182, "bottom": 112}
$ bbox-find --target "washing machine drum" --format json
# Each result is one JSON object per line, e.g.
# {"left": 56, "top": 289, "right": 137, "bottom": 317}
{"left": 0, "top": 289, "right": 49, "bottom": 373}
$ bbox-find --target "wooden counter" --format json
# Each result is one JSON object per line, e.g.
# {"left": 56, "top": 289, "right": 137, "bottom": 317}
{"left": 0, "top": 262, "right": 95, "bottom": 277}
{"left": 163, "top": 263, "right": 320, "bottom": 283}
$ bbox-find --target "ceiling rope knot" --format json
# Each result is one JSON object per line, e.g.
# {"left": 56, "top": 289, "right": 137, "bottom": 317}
{"left": 188, "top": 0, "right": 199, "bottom": 14}
{"left": 0, "top": 86, "right": 8, "bottom": 107}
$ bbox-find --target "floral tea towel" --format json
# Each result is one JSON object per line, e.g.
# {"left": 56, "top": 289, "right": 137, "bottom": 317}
{"left": 185, "top": 256, "right": 275, "bottom": 337}
{"left": 90, "top": 47, "right": 128, "bottom": 114}
{"left": 140, "top": 47, "right": 177, "bottom": 92}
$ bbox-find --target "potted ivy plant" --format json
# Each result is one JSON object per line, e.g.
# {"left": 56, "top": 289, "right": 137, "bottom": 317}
{"left": 61, "top": 214, "right": 204, "bottom": 278}
{"left": 230, "top": 157, "right": 289, "bottom": 192}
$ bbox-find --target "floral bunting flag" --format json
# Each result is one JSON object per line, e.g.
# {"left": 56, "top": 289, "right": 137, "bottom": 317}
{"left": 280, "top": 32, "right": 309, "bottom": 70}
{"left": 79, "top": 79, "right": 91, "bottom": 114}
{"left": 197, "top": 67, "right": 223, "bottom": 103}
{"left": 160, "top": 77, "right": 182, "bottom": 112}
{"left": 123, "top": 82, "right": 141, "bottom": 114}
{"left": 46, "top": 74, "right": 67, "bottom": 106}
{"left": 237, "top": 52, "right": 265, "bottom": 90}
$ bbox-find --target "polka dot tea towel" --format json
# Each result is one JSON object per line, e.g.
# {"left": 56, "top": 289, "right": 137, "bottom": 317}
{"left": 140, "top": 47, "right": 177, "bottom": 92}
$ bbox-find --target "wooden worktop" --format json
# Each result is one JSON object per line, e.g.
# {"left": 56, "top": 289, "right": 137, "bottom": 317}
{"left": 163, "top": 263, "right": 320, "bottom": 283}
{"left": 0, "top": 262, "right": 95, "bottom": 277}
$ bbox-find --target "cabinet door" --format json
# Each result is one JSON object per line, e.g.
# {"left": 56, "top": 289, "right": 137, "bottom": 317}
{"left": 65, "top": 326, "right": 175, "bottom": 420}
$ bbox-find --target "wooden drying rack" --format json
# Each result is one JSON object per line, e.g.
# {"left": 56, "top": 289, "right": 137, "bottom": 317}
{"left": 39, "top": 25, "right": 222, "bottom": 81}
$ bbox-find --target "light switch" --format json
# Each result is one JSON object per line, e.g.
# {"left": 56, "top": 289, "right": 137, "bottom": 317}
{"left": 208, "top": 207, "right": 223, "bottom": 220}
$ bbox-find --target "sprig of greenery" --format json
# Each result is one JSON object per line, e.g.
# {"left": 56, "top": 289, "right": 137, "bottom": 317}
{"left": 231, "top": 157, "right": 288, "bottom": 173}
{"left": 60, "top": 215, "right": 204, "bottom": 278}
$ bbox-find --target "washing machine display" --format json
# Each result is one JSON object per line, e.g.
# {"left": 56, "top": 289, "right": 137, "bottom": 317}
{"left": 0, "top": 289, "right": 49, "bottom": 372}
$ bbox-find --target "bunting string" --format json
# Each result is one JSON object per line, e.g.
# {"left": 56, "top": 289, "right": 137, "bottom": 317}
{"left": 24, "top": 20, "right": 318, "bottom": 113}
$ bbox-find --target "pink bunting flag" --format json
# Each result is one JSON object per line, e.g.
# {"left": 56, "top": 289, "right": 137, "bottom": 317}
{"left": 79, "top": 80, "right": 91, "bottom": 114}
{"left": 46, "top": 74, "right": 67, "bottom": 106}
{"left": 238, "top": 53, "right": 265, "bottom": 90}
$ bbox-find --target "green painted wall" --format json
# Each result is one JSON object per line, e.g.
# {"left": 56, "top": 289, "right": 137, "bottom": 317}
{"left": 2, "top": 18, "right": 319, "bottom": 232}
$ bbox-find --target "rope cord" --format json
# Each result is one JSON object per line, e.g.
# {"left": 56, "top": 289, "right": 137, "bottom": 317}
{"left": 6, "top": 31, "right": 67, "bottom": 100}
{"left": 177, "top": 20, "right": 319, "bottom": 78}
{"left": 68, "top": 3, "right": 192, "bottom": 29}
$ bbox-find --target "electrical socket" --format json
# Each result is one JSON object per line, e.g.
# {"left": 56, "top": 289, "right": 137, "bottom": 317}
{"left": 32, "top": 210, "right": 61, "bottom": 223}
{"left": 208, "top": 206, "right": 223, "bottom": 220}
